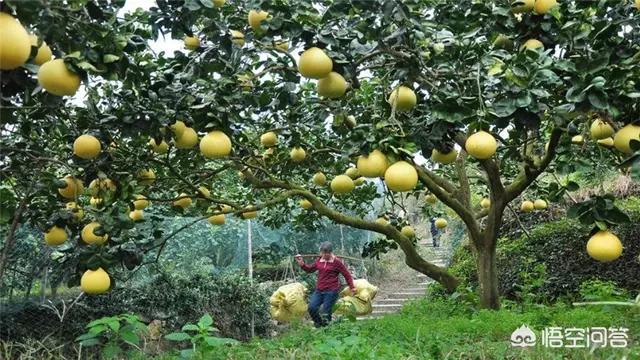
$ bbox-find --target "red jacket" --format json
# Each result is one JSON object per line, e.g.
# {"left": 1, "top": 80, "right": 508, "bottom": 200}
{"left": 300, "top": 256, "right": 355, "bottom": 292}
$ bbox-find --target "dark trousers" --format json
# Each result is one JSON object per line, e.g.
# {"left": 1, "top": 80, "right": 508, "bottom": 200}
{"left": 308, "top": 289, "right": 339, "bottom": 328}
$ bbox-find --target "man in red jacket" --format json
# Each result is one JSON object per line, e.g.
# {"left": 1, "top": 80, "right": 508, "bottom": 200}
{"left": 295, "top": 241, "right": 356, "bottom": 328}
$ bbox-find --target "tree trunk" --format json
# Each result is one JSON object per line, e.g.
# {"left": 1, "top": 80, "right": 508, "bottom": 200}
{"left": 0, "top": 198, "right": 29, "bottom": 281}
{"left": 476, "top": 244, "right": 500, "bottom": 310}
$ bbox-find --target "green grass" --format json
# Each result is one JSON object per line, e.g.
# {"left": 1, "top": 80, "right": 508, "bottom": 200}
{"left": 198, "top": 299, "right": 640, "bottom": 360}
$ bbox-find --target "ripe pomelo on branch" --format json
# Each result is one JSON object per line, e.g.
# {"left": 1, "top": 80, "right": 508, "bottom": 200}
{"left": 133, "top": 195, "right": 149, "bottom": 210}
{"left": 0, "top": 13, "right": 31, "bottom": 70}
{"left": 149, "top": 138, "right": 169, "bottom": 154}
{"left": 81, "top": 268, "right": 111, "bottom": 294}
{"left": 426, "top": 194, "right": 437, "bottom": 204}
{"left": 571, "top": 135, "right": 584, "bottom": 145}
{"left": 345, "top": 167, "right": 359, "bottom": 179}
{"left": 375, "top": 217, "right": 389, "bottom": 226}
{"left": 260, "top": 132, "right": 277, "bottom": 147}
{"left": 44, "top": 226, "right": 67, "bottom": 246}
{"left": 213, "top": 0, "right": 225, "bottom": 7}
{"left": 533, "top": 0, "right": 558, "bottom": 15}
{"left": 587, "top": 230, "right": 623, "bottom": 262}
{"left": 248, "top": 10, "right": 269, "bottom": 31}
{"left": 184, "top": 35, "right": 200, "bottom": 50}
{"left": 480, "top": 198, "right": 491, "bottom": 209}
{"left": 317, "top": 72, "right": 347, "bottom": 98}
{"left": 331, "top": 175, "right": 355, "bottom": 194}
{"left": 73, "top": 134, "right": 101, "bottom": 159}
{"left": 384, "top": 161, "right": 418, "bottom": 192}
{"left": 137, "top": 169, "right": 156, "bottom": 185}
{"left": 290, "top": 147, "right": 306, "bottom": 162}
{"left": 431, "top": 148, "right": 458, "bottom": 165}
{"left": 58, "top": 176, "right": 84, "bottom": 199}
{"left": 29, "top": 34, "right": 52, "bottom": 65}
{"left": 89, "top": 178, "right": 116, "bottom": 196}
{"left": 38, "top": 59, "right": 82, "bottom": 96}
{"left": 66, "top": 202, "right": 84, "bottom": 220}
{"left": 81, "top": 222, "right": 108, "bottom": 245}
{"left": 129, "top": 209, "right": 144, "bottom": 221}
{"left": 297, "top": 47, "right": 332, "bottom": 79}
{"left": 521, "top": 39, "right": 544, "bottom": 51}
{"left": 170, "top": 120, "right": 187, "bottom": 138}
{"left": 590, "top": 119, "right": 614, "bottom": 140}
{"left": 173, "top": 193, "right": 192, "bottom": 209}
{"left": 401, "top": 225, "right": 415, "bottom": 238}
{"left": 435, "top": 218, "right": 448, "bottom": 229}
{"left": 175, "top": 127, "right": 199, "bottom": 149}
{"left": 465, "top": 131, "right": 497, "bottom": 159}
{"left": 208, "top": 214, "right": 225, "bottom": 225}
{"left": 230, "top": 30, "right": 245, "bottom": 46}
{"left": 613, "top": 123, "right": 640, "bottom": 154}
{"left": 300, "top": 199, "right": 313, "bottom": 209}
{"left": 200, "top": 131, "right": 232, "bottom": 159}
{"left": 242, "top": 209, "right": 258, "bottom": 219}
{"left": 388, "top": 86, "right": 417, "bottom": 112}
{"left": 312, "top": 172, "right": 327, "bottom": 186}
{"left": 356, "top": 150, "right": 388, "bottom": 178}
{"left": 353, "top": 177, "right": 365, "bottom": 186}
{"left": 597, "top": 137, "right": 614, "bottom": 148}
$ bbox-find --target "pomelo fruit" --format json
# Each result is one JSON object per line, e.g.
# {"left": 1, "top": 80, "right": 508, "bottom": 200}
{"left": 298, "top": 47, "right": 332, "bottom": 79}
{"left": 587, "top": 230, "right": 623, "bottom": 262}
{"left": 384, "top": 161, "right": 418, "bottom": 192}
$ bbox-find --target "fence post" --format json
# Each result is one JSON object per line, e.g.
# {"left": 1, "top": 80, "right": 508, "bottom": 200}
{"left": 247, "top": 220, "right": 255, "bottom": 338}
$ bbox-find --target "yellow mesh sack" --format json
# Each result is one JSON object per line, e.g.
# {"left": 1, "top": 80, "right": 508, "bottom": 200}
{"left": 269, "top": 282, "right": 308, "bottom": 322}
{"left": 339, "top": 279, "right": 378, "bottom": 302}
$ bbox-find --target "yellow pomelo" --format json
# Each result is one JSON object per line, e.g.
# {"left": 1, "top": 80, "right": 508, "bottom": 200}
{"left": 89, "top": 178, "right": 116, "bottom": 196}
{"left": 511, "top": 0, "right": 534, "bottom": 13}
{"left": 597, "top": 137, "right": 614, "bottom": 148}
{"left": 636, "top": 0, "right": 640, "bottom": 10}
{"left": 29, "top": 35, "right": 52, "bottom": 65}
{"left": 66, "top": 202, "right": 84, "bottom": 220}
{"left": 312, "top": 172, "right": 327, "bottom": 186}
{"left": 208, "top": 214, "right": 225, "bottom": 225}
{"left": 184, "top": 36, "right": 200, "bottom": 50}
{"left": 248, "top": 10, "right": 269, "bottom": 31}
{"left": 175, "top": 127, "right": 199, "bottom": 149}
{"left": 73, "top": 134, "right": 101, "bottom": 159}
{"left": 137, "top": 169, "right": 156, "bottom": 185}
{"left": 586, "top": 230, "right": 623, "bottom": 262}
{"left": 170, "top": 120, "right": 186, "bottom": 138}
{"left": 290, "top": 147, "right": 306, "bottom": 162}
{"left": 242, "top": 209, "right": 258, "bottom": 219}
{"left": 345, "top": 167, "right": 359, "bottom": 179}
{"left": 81, "top": 268, "right": 111, "bottom": 294}
{"left": 44, "top": 226, "right": 67, "bottom": 246}
{"left": 375, "top": 217, "right": 389, "bottom": 226}
{"left": 520, "top": 201, "right": 534, "bottom": 212}
{"left": 133, "top": 195, "right": 149, "bottom": 210}
{"left": 465, "top": 131, "right": 497, "bottom": 159}
{"left": 435, "top": 218, "right": 448, "bottom": 229}
{"left": 0, "top": 13, "right": 31, "bottom": 70}
{"left": 331, "top": 175, "right": 355, "bottom": 194}
{"left": 149, "top": 138, "right": 169, "bottom": 154}
{"left": 522, "top": 39, "right": 544, "bottom": 51}
{"left": 533, "top": 0, "right": 557, "bottom": 14}
{"left": 613, "top": 124, "right": 640, "bottom": 154}
{"left": 213, "top": 0, "right": 225, "bottom": 7}
{"left": 173, "top": 193, "right": 192, "bottom": 209}
{"left": 388, "top": 86, "right": 417, "bottom": 112}
{"left": 431, "top": 148, "right": 458, "bottom": 165}
{"left": 260, "top": 132, "right": 277, "bottom": 147}
{"left": 571, "top": 135, "right": 584, "bottom": 145}
{"left": 354, "top": 177, "right": 365, "bottom": 186}
{"left": 300, "top": 199, "right": 313, "bottom": 209}
{"left": 81, "top": 222, "right": 108, "bottom": 245}
{"left": 58, "top": 176, "right": 84, "bottom": 199}
{"left": 317, "top": 72, "right": 347, "bottom": 99}
{"left": 357, "top": 150, "right": 388, "bottom": 178}
{"left": 298, "top": 47, "right": 332, "bottom": 79}
{"left": 129, "top": 209, "right": 144, "bottom": 221}
{"left": 198, "top": 186, "right": 211, "bottom": 199}
{"left": 384, "top": 161, "right": 418, "bottom": 192}
{"left": 200, "top": 131, "right": 232, "bottom": 158}
{"left": 480, "top": 198, "right": 491, "bottom": 209}
{"left": 590, "top": 119, "right": 614, "bottom": 140}
{"left": 38, "top": 59, "right": 81, "bottom": 96}
{"left": 230, "top": 30, "right": 245, "bottom": 46}
{"left": 426, "top": 194, "right": 437, "bottom": 204}
{"left": 533, "top": 199, "right": 547, "bottom": 210}
{"left": 401, "top": 225, "right": 415, "bottom": 238}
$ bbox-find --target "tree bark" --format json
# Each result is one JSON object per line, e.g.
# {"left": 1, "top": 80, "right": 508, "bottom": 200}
{"left": 476, "top": 243, "right": 500, "bottom": 310}
{"left": 0, "top": 198, "right": 29, "bottom": 281}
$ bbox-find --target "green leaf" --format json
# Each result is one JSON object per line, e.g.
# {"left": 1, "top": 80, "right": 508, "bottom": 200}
{"left": 106, "top": 319, "right": 120, "bottom": 332}
{"left": 103, "top": 54, "right": 120, "bottom": 63}
{"left": 165, "top": 332, "right": 191, "bottom": 341}
{"left": 493, "top": 99, "right": 516, "bottom": 117}
{"left": 79, "top": 338, "right": 101, "bottom": 347}
{"left": 75, "top": 333, "right": 98, "bottom": 342}
{"left": 182, "top": 324, "right": 200, "bottom": 332}
{"left": 101, "top": 342, "right": 121, "bottom": 359}
{"left": 588, "top": 89, "right": 608, "bottom": 109}
{"left": 120, "top": 330, "right": 140, "bottom": 346}
{"left": 198, "top": 314, "right": 213, "bottom": 328}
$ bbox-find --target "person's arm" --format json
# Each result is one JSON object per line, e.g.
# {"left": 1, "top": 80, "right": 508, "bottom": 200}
{"left": 337, "top": 260, "right": 356, "bottom": 292}
{"left": 296, "top": 255, "right": 317, "bottom": 273}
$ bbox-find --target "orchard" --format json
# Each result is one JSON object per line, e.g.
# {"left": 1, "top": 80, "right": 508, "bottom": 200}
{"left": 1, "top": 0, "right": 640, "bottom": 358}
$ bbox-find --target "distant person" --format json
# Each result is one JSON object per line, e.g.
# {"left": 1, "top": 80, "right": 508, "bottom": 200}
{"left": 295, "top": 241, "right": 356, "bottom": 328}
{"left": 431, "top": 218, "right": 439, "bottom": 247}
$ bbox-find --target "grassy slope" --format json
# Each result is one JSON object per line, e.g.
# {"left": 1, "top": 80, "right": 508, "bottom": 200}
{"left": 204, "top": 298, "right": 640, "bottom": 360}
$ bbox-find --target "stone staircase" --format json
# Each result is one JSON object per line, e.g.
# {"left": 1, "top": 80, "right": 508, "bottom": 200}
{"left": 357, "top": 245, "right": 450, "bottom": 320}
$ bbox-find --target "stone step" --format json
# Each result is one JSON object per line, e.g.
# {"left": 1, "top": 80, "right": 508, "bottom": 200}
{"left": 377, "top": 298, "right": 409, "bottom": 302}
{"left": 372, "top": 303, "right": 403, "bottom": 308}
{"left": 402, "top": 288, "right": 427, "bottom": 292}
{"left": 372, "top": 310, "right": 397, "bottom": 315}
{"left": 393, "top": 292, "right": 424, "bottom": 297}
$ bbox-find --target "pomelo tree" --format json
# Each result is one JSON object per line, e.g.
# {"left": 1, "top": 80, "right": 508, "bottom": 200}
{"left": 1, "top": 0, "right": 639, "bottom": 309}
